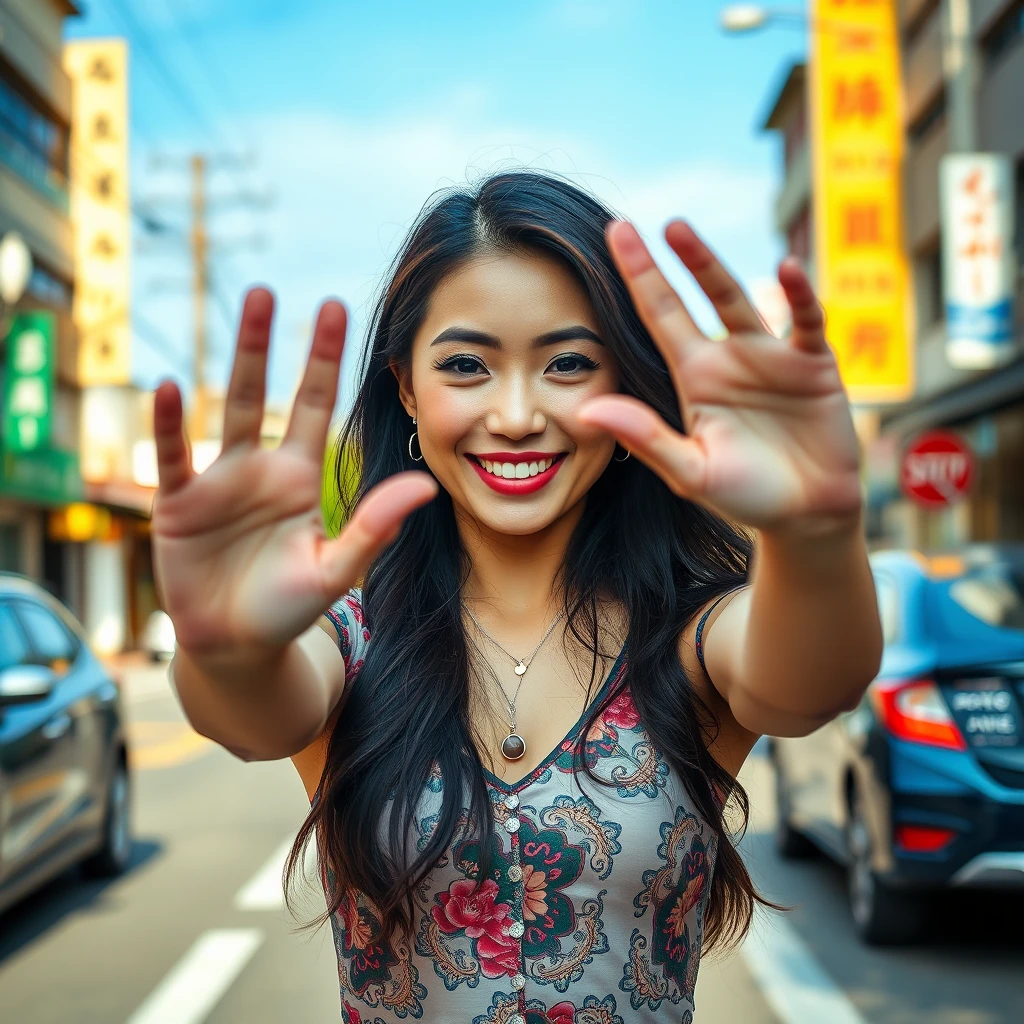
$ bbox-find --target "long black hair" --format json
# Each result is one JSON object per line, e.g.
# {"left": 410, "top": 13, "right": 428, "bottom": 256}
{"left": 286, "top": 169, "right": 775, "bottom": 953}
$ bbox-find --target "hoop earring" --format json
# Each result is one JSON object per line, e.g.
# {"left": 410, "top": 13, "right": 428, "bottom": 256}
{"left": 614, "top": 446, "right": 630, "bottom": 463}
{"left": 408, "top": 417, "right": 423, "bottom": 462}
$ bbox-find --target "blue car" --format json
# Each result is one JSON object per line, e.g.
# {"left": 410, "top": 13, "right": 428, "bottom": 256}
{"left": 771, "top": 543, "right": 1024, "bottom": 944}
{"left": 0, "top": 572, "right": 132, "bottom": 915}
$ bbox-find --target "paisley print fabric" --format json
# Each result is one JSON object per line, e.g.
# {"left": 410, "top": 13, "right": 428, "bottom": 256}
{"left": 322, "top": 590, "right": 718, "bottom": 1024}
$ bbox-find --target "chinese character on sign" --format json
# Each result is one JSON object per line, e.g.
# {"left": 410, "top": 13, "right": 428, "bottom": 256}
{"left": 92, "top": 234, "right": 118, "bottom": 258}
{"left": 92, "top": 113, "right": 114, "bottom": 140}
{"left": 957, "top": 169, "right": 1002, "bottom": 300}
{"left": 88, "top": 56, "right": 115, "bottom": 82}
{"left": 10, "top": 377, "right": 47, "bottom": 417}
{"left": 849, "top": 322, "right": 888, "bottom": 367}
{"left": 94, "top": 172, "right": 115, "bottom": 200}
{"left": 843, "top": 202, "right": 884, "bottom": 245}
{"left": 13, "top": 329, "right": 47, "bottom": 374}
{"left": 834, "top": 77, "right": 884, "bottom": 121}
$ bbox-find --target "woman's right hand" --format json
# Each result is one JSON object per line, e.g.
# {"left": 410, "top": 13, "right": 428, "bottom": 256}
{"left": 150, "top": 288, "right": 437, "bottom": 666}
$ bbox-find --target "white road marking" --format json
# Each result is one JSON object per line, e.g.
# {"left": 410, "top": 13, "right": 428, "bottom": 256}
{"left": 234, "top": 836, "right": 319, "bottom": 911}
{"left": 741, "top": 909, "right": 868, "bottom": 1024}
{"left": 125, "top": 929, "right": 263, "bottom": 1024}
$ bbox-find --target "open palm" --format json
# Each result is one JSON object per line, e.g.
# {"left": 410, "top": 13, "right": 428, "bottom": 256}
{"left": 579, "top": 221, "right": 863, "bottom": 534}
{"left": 151, "top": 291, "right": 436, "bottom": 661}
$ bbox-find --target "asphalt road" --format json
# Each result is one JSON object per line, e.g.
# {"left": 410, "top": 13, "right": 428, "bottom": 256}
{"left": 0, "top": 660, "right": 1020, "bottom": 1023}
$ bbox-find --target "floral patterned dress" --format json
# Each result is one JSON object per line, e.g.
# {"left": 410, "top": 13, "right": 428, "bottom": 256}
{"left": 323, "top": 590, "right": 718, "bottom": 1024}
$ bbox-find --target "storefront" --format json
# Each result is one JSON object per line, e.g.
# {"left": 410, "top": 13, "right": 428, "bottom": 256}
{"left": 868, "top": 353, "right": 1024, "bottom": 550}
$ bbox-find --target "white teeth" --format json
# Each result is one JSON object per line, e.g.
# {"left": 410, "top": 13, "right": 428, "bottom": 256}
{"left": 478, "top": 457, "right": 556, "bottom": 479}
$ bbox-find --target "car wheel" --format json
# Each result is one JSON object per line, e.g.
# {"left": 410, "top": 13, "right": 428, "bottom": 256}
{"left": 82, "top": 757, "right": 132, "bottom": 878}
{"left": 774, "top": 758, "right": 817, "bottom": 859}
{"left": 846, "top": 786, "right": 926, "bottom": 945}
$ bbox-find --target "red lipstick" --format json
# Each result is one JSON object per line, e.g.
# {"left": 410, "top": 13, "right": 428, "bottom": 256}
{"left": 465, "top": 453, "right": 566, "bottom": 495}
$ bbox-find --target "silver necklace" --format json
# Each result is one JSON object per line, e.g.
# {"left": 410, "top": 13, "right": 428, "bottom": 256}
{"left": 463, "top": 603, "right": 565, "bottom": 762}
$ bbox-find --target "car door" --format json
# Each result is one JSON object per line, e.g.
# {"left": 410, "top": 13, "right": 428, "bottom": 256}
{"left": 11, "top": 598, "right": 101, "bottom": 846}
{"left": 0, "top": 600, "right": 75, "bottom": 885}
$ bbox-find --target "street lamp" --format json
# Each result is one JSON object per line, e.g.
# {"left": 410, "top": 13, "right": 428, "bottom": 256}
{"left": 719, "top": 5, "right": 805, "bottom": 33}
{"left": 0, "top": 231, "right": 33, "bottom": 350}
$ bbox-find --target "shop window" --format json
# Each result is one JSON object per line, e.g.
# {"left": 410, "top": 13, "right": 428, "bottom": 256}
{"left": 0, "top": 70, "right": 69, "bottom": 203}
{"left": 904, "top": 0, "right": 940, "bottom": 46}
{"left": 908, "top": 89, "right": 946, "bottom": 144}
{"left": 982, "top": 0, "right": 1024, "bottom": 71}
{"left": 916, "top": 242, "right": 945, "bottom": 327}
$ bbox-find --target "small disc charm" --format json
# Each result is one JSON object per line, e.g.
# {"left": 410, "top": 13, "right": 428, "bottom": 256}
{"left": 501, "top": 733, "right": 526, "bottom": 760}
{"left": 514, "top": 661, "right": 527, "bottom": 676}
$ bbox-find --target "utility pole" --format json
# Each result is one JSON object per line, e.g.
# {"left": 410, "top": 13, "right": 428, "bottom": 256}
{"left": 140, "top": 152, "right": 271, "bottom": 443}
{"left": 191, "top": 154, "right": 208, "bottom": 442}
{"left": 942, "top": 0, "right": 977, "bottom": 153}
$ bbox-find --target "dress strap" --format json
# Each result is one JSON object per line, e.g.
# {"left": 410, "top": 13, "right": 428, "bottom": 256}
{"left": 695, "top": 587, "right": 744, "bottom": 682}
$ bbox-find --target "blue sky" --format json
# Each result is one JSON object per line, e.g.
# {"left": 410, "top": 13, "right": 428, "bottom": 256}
{"left": 65, "top": 0, "right": 807, "bottom": 413}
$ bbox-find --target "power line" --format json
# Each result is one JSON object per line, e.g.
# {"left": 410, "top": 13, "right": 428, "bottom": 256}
{"left": 132, "top": 311, "right": 194, "bottom": 381}
{"left": 100, "top": 0, "right": 226, "bottom": 146}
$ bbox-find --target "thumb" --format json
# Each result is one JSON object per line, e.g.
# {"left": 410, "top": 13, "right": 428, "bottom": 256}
{"left": 319, "top": 471, "right": 438, "bottom": 596}
{"left": 577, "top": 395, "right": 707, "bottom": 499}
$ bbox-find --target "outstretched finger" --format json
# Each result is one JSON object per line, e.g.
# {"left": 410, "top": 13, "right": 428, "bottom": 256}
{"left": 665, "top": 220, "right": 764, "bottom": 335}
{"left": 222, "top": 288, "right": 274, "bottom": 451}
{"left": 577, "top": 394, "right": 707, "bottom": 500}
{"left": 779, "top": 257, "right": 828, "bottom": 353}
{"left": 320, "top": 471, "right": 438, "bottom": 597}
{"left": 606, "top": 220, "right": 703, "bottom": 378}
{"left": 282, "top": 300, "right": 347, "bottom": 461}
{"left": 153, "top": 380, "right": 194, "bottom": 496}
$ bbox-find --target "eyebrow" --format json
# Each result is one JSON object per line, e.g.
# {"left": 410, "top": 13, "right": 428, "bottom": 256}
{"left": 429, "top": 325, "right": 604, "bottom": 348}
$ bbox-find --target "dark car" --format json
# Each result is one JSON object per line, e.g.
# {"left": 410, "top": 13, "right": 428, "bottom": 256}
{"left": 771, "top": 544, "right": 1024, "bottom": 944}
{"left": 0, "top": 572, "right": 132, "bottom": 915}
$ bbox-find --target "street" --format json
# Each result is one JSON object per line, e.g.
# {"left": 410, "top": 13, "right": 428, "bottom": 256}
{"left": 0, "top": 659, "right": 1021, "bottom": 1024}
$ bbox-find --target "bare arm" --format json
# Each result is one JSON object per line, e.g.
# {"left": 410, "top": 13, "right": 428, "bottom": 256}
{"left": 695, "top": 513, "right": 883, "bottom": 738}
{"left": 171, "top": 617, "right": 346, "bottom": 762}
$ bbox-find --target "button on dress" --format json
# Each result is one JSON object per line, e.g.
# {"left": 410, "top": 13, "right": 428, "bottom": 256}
{"left": 323, "top": 590, "right": 718, "bottom": 1024}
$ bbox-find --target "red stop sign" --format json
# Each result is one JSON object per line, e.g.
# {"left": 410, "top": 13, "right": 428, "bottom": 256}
{"left": 900, "top": 430, "right": 974, "bottom": 507}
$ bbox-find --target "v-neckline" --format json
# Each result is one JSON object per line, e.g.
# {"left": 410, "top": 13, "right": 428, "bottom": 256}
{"left": 480, "top": 641, "right": 628, "bottom": 794}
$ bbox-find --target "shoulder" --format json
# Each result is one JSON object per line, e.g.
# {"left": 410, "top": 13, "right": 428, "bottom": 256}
{"left": 678, "top": 586, "right": 759, "bottom": 777}
{"left": 322, "top": 588, "right": 370, "bottom": 674}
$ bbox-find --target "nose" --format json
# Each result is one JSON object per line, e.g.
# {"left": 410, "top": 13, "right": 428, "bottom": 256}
{"left": 483, "top": 375, "right": 547, "bottom": 439}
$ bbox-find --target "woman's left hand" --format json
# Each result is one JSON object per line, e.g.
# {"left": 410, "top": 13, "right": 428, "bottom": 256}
{"left": 578, "top": 220, "right": 864, "bottom": 537}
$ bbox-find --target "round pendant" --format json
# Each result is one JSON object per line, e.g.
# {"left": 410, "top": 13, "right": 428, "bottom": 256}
{"left": 501, "top": 733, "right": 526, "bottom": 760}
{"left": 514, "top": 661, "right": 527, "bottom": 676}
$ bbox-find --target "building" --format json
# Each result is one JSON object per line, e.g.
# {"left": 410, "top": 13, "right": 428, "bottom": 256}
{"left": 0, "top": 0, "right": 86, "bottom": 605}
{"left": 762, "top": 0, "right": 1024, "bottom": 549}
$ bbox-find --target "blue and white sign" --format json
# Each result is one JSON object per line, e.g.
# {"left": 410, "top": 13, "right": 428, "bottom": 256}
{"left": 940, "top": 153, "right": 1017, "bottom": 369}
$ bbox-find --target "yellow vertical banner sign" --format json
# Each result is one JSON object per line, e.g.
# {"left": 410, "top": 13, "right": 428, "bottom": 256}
{"left": 63, "top": 39, "right": 132, "bottom": 386}
{"left": 810, "top": 0, "right": 913, "bottom": 403}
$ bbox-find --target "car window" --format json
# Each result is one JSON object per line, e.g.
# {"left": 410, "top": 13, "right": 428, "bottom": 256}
{"left": 15, "top": 600, "right": 78, "bottom": 671}
{"left": 0, "top": 603, "right": 32, "bottom": 672}
{"left": 929, "top": 565, "right": 1024, "bottom": 634}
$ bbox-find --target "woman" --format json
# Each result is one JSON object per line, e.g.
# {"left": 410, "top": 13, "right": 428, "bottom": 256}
{"left": 157, "top": 171, "right": 882, "bottom": 1023}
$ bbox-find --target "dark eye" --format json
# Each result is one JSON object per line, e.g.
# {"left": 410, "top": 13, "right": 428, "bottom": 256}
{"left": 432, "top": 354, "right": 486, "bottom": 376}
{"left": 548, "top": 353, "right": 599, "bottom": 375}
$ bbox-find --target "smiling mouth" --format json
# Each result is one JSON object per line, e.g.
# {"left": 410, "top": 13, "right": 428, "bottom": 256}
{"left": 466, "top": 453, "right": 568, "bottom": 480}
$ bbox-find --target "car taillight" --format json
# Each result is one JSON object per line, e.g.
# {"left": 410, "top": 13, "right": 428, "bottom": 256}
{"left": 894, "top": 824, "right": 958, "bottom": 852}
{"left": 870, "top": 678, "right": 967, "bottom": 751}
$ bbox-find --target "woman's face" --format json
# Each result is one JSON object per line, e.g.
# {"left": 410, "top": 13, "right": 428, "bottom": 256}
{"left": 396, "top": 250, "right": 621, "bottom": 537}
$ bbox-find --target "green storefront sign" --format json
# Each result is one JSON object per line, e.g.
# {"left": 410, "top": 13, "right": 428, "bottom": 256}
{"left": 0, "top": 445, "right": 84, "bottom": 506}
{"left": 1, "top": 311, "right": 84, "bottom": 505}
{"left": 3, "top": 311, "right": 54, "bottom": 453}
